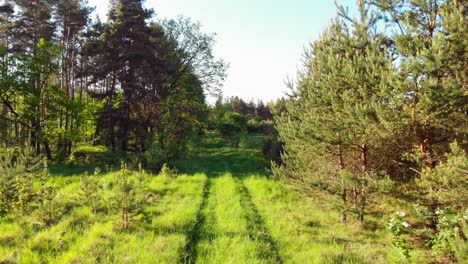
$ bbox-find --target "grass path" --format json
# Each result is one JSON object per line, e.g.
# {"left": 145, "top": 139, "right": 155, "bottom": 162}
{"left": 194, "top": 175, "right": 260, "bottom": 263}
{"left": 173, "top": 132, "right": 283, "bottom": 263}
{"left": 172, "top": 132, "right": 399, "bottom": 263}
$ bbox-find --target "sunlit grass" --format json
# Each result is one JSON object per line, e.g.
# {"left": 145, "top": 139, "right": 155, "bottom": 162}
{"left": 150, "top": 174, "right": 206, "bottom": 234}
{"left": 196, "top": 174, "right": 265, "bottom": 263}
{"left": 243, "top": 175, "right": 404, "bottom": 263}
{"left": 0, "top": 169, "right": 207, "bottom": 263}
{"left": 0, "top": 132, "right": 433, "bottom": 263}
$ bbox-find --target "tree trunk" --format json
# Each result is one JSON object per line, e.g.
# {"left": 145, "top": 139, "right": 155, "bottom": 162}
{"left": 44, "top": 141, "right": 52, "bottom": 160}
{"left": 359, "top": 143, "right": 368, "bottom": 223}
{"left": 338, "top": 139, "right": 347, "bottom": 223}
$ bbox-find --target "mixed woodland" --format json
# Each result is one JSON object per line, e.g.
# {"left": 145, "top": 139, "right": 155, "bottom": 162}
{"left": 0, "top": 0, "right": 467, "bottom": 263}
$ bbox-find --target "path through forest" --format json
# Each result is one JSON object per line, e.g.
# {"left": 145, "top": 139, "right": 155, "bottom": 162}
{"left": 175, "top": 133, "right": 282, "bottom": 263}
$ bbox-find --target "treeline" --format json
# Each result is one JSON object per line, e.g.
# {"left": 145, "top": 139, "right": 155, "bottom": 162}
{"left": 210, "top": 96, "right": 274, "bottom": 132}
{"left": 0, "top": 0, "right": 226, "bottom": 163}
{"left": 273, "top": 0, "right": 467, "bottom": 260}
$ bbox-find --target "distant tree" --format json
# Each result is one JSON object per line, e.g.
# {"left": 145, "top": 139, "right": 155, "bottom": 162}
{"left": 161, "top": 16, "right": 227, "bottom": 96}
{"left": 256, "top": 101, "right": 273, "bottom": 120}
{"left": 56, "top": 0, "right": 93, "bottom": 155}
{"left": 85, "top": 2, "right": 223, "bottom": 160}
{"left": 218, "top": 111, "right": 247, "bottom": 138}
{"left": 12, "top": 0, "right": 56, "bottom": 51}
{"left": 0, "top": 1, "right": 14, "bottom": 49}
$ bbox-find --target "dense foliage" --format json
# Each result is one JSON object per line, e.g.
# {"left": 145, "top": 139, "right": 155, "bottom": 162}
{"left": 274, "top": 0, "right": 467, "bottom": 260}
{"left": 0, "top": 0, "right": 226, "bottom": 167}
{"left": 0, "top": 0, "right": 466, "bottom": 262}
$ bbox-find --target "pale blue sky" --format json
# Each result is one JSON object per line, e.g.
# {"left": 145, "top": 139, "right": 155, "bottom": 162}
{"left": 89, "top": 0, "right": 356, "bottom": 102}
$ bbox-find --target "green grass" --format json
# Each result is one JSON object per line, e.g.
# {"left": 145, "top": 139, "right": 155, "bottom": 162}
{"left": 243, "top": 176, "right": 404, "bottom": 263}
{"left": 0, "top": 131, "right": 422, "bottom": 263}
{"left": 195, "top": 174, "right": 267, "bottom": 264}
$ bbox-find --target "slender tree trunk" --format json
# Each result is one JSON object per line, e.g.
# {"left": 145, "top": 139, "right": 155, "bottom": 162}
{"left": 358, "top": 143, "right": 367, "bottom": 223}
{"left": 338, "top": 135, "right": 347, "bottom": 223}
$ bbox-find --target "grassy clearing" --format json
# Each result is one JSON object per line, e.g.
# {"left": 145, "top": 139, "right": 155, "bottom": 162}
{"left": 1, "top": 132, "right": 426, "bottom": 263}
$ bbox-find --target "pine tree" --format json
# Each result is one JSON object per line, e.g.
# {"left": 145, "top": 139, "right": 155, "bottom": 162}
{"left": 101, "top": 0, "right": 155, "bottom": 151}
{"left": 56, "top": 0, "right": 92, "bottom": 156}
{"left": 373, "top": 0, "right": 467, "bottom": 168}
{"left": 113, "top": 162, "right": 146, "bottom": 230}
{"left": 77, "top": 168, "right": 101, "bottom": 213}
{"left": 0, "top": 142, "right": 46, "bottom": 214}
{"left": 15, "top": 142, "right": 47, "bottom": 213}
{"left": 37, "top": 183, "right": 58, "bottom": 226}
{"left": 0, "top": 1, "right": 14, "bottom": 50}
{"left": 274, "top": 0, "right": 399, "bottom": 222}
{"left": 0, "top": 147, "right": 21, "bottom": 212}
{"left": 372, "top": 0, "right": 468, "bottom": 231}
{"left": 417, "top": 141, "right": 468, "bottom": 219}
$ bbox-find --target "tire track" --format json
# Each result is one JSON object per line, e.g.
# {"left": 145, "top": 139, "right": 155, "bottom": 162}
{"left": 237, "top": 179, "right": 283, "bottom": 264}
{"left": 178, "top": 176, "right": 212, "bottom": 264}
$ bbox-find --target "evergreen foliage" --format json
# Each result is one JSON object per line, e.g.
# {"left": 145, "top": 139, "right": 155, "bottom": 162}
{"left": 113, "top": 162, "right": 147, "bottom": 230}
{"left": 273, "top": 0, "right": 467, "bottom": 259}
{"left": 78, "top": 168, "right": 102, "bottom": 213}
{"left": 0, "top": 143, "right": 46, "bottom": 215}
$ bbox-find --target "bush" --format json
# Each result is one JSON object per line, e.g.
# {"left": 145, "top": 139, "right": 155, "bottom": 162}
{"left": 218, "top": 121, "right": 243, "bottom": 138}
{"left": 70, "top": 207, "right": 94, "bottom": 228}
{"left": 160, "top": 163, "right": 178, "bottom": 179}
{"left": 224, "top": 112, "right": 248, "bottom": 128}
{"left": 237, "top": 133, "right": 250, "bottom": 150}
{"left": 217, "top": 112, "right": 247, "bottom": 137}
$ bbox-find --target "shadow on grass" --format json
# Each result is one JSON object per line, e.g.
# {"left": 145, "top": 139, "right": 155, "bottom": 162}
{"left": 48, "top": 163, "right": 106, "bottom": 177}
{"left": 238, "top": 179, "right": 283, "bottom": 263}
{"left": 173, "top": 132, "right": 270, "bottom": 178}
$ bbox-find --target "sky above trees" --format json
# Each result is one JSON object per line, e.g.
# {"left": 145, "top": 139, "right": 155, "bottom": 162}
{"left": 88, "top": 0, "right": 356, "bottom": 102}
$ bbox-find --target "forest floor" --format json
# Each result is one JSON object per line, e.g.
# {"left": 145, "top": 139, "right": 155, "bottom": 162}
{"left": 1, "top": 132, "right": 415, "bottom": 263}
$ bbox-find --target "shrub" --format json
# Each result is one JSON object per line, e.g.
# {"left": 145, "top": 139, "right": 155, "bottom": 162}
{"left": 0, "top": 144, "right": 47, "bottom": 214}
{"left": 387, "top": 211, "right": 412, "bottom": 260}
{"left": 112, "top": 163, "right": 148, "bottom": 230}
{"left": 217, "top": 112, "right": 247, "bottom": 137}
{"left": 70, "top": 207, "right": 94, "bottom": 228}
{"left": 224, "top": 112, "right": 248, "bottom": 128}
{"left": 160, "top": 163, "right": 178, "bottom": 179}
{"left": 451, "top": 218, "right": 468, "bottom": 263}
{"left": 218, "top": 121, "right": 243, "bottom": 138}
{"left": 237, "top": 133, "right": 250, "bottom": 150}
{"left": 70, "top": 145, "right": 128, "bottom": 166}
{"left": 77, "top": 168, "right": 102, "bottom": 213}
